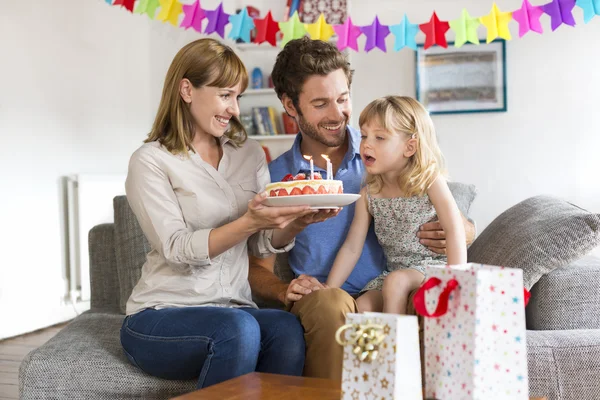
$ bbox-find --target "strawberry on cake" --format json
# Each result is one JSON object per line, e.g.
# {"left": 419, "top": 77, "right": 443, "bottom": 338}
{"left": 266, "top": 172, "right": 343, "bottom": 197}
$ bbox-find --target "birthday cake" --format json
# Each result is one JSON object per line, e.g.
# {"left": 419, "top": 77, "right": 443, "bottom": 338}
{"left": 266, "top": 172, "right": 343, "bottom": 197}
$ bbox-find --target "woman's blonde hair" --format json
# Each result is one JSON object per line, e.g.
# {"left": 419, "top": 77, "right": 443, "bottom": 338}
{"left": 145, "top": 38, "right": 249, "bottom": 154}
{"left": 359, "top": 96, "right": 446, "bottom": 197}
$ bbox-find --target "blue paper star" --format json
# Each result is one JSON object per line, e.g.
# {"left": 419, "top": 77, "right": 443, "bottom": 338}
{"left": 577, "top": 0, "right": 600, "bottom": 22}
{"left": 360, "top": 16, "right": 390, "bottom": 52}
{"left": 204, "top": 3, "right": 230, "bottom": 38}
{"left": 389, "top": 14, "right": 419, "bottom": 51}
{"left": 228, "top": 7, "right": 255, "bottom": 42}
{"left": 512, "top": 297, "right": 519, "bottom": 303}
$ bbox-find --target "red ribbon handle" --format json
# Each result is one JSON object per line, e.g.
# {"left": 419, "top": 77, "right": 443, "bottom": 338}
{"left": 413, "top": 277, "right": 459, "bottom": 318}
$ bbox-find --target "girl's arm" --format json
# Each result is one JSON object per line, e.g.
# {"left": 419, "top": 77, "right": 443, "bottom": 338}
{"left": 427, "top": 176, "right": 467, "bottom": 265}
{"left": 326, "top": 187, "right": 372, "bottom": 288}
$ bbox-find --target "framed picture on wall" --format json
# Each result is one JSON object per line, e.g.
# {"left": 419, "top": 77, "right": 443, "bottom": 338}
{"left": 415, "top": 40, "right": 507, "bottom": 114}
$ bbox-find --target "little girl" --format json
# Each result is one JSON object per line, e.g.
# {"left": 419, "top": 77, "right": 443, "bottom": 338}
{"left": 326, "top": 96, "right": 466, "bottom": 314}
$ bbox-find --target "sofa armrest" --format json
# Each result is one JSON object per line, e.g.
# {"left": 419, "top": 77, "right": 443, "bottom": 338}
{"left": 89, "top": 223, "right": 121, "bottom": 313}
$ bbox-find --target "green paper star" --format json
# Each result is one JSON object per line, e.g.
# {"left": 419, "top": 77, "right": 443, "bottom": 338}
{"left": 135, "top": 0, "right": 160, "bottom": 19}
{"left": 449, "top": 9, "right": 480, "bottom": 48}
{"left": 278, "top": 11, "right": 307, "bottom": 47}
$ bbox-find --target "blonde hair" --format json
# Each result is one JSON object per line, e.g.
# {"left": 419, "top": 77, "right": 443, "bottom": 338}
{"left": 145, "top": 38, "right": 249, "bottom": 154}
{"left": 358, "top": 96, "right": 446, "bottom": 197}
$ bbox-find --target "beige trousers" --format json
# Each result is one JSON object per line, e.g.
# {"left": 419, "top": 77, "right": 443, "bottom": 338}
{"left": 290, "top": 288, "right": 423, "bottom": 381}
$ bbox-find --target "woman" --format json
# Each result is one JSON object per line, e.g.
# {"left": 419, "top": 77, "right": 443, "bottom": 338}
{"left": 120, "top": 38, "right": 335, "bottom": 389}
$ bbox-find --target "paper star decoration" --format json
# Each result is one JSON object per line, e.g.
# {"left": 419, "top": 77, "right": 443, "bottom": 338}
{"left": 228, "top": 8, "right": 255, "bottom": 43}
{"left": 542, "top": 0, "right": 577, "bottom": 31}
{"left": 305, "top": 14, "right": 335, "bottom": 41}
{"left": 279, "top": 11, "right": 307, "bottom": 47}
{"left": 576, "top": 0, "right": 600, "bottom": 23}
{"left": 180, "top": 0, "right": 205, "bottom": 32}
{"left": 105, "top": 0, "right": 113, "bottom": 4}
{"left": 157, "top": 0, "right": 183, "bottom": 26}
{"left": 254, "top": 11, "right": 280, "bottom": 46}
{"left": 389, "top": 14, "right": 420, "bottom": 51}
{"left": 480, "top": 3, "right": 513, "bottom": 43}
{"left": 449, "top": 9, "right": 480, "bottom": 47}
{"left": 113, "top": 0, "right": 135, "bottom": 12}
{"left": 135, "top": 0, "right": 160, "bottom": 19}
{"left": 360, "top": 16, "right": 390, "bottom": 52}
{"left": 333, "top": 17, "right": 362, "bottom": 51}
{"left": 512, "top": 0, "right": 544, "bottom": 36}
{"left": 204, "top": 2, "right": 230, "bottom": 38}
{"left": 419, "top": 12, "right": 450, "bottom": 49}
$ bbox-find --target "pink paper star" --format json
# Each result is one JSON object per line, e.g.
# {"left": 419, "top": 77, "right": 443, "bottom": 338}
{"left": 180, "top": 0, "right": 205, "bottom": 33}
{"left": 513, "top": 0, "right": 544, "bottom": 37}
{"left": 333, "top": 17, "right": 362, "bottom": 52}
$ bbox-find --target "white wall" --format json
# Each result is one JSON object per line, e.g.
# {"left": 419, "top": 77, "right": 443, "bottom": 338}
{"left": 348, "top": 0, "right": 600, "bottom": 234}
{"left": 0, "top": 0, "right": 287, "bottom": 339}
{"left": 1, "top": 0, "right": 598, "bottom": 338}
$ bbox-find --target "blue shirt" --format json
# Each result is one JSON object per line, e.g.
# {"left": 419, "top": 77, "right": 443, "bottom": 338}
{"left": 268, "top": 126, "right": 386, "bottom": 294}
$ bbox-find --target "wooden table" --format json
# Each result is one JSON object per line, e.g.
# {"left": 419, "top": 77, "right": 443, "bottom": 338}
{"left": 171, "top": 372, "right": 547, "bottom": 400}
{"left": 171, "top": 372, "right": 340, "bottom": 400}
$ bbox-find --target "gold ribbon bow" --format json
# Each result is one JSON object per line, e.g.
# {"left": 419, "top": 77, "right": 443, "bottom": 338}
{"left": 335, "top": 320, "right": 386, "bottom": 363}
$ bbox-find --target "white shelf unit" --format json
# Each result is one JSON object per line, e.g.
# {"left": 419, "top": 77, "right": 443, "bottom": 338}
{"left": 245, "top": 88, "right": 276, "bottom": 95}
{"left": 249, "top": 135, "right": 295, "bottom": 141}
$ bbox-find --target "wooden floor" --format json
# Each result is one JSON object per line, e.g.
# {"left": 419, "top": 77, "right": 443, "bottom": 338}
{"left": 0, "top": 323, "right": 68, "bottom": 399}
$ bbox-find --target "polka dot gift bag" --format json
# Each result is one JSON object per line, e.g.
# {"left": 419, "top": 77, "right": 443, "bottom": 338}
{"left": 414, "top": 264, "right": 529, "bottom": 400}
{"left": 336, "top": 312, "right": 423, "bottom": 400}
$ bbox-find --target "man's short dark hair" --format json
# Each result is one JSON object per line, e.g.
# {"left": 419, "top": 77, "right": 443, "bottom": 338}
{"left": 271, "top": 37, "right": 354, "bottom": 112}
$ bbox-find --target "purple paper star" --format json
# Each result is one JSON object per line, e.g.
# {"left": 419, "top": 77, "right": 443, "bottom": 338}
{"left": 333, "top": 17, "right": 362, "bottom": 52}
{"left": 542, "top": 0, "right": 577, "bottom": 31}
{"left": 513, "top": 0, "right": 544, "bottom": 37}
{"left": 180, "top": 0, "right": 206, "bottom": 33}
{"left": 204, "top": 2, "right": 230, "bottom": 38}
{"left": 360, "top": 16, "right": 390, "bottom": 52}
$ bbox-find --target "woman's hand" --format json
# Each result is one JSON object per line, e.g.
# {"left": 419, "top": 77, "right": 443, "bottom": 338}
{"left": 244, "top": 192, "right": 315, "bottom": 232}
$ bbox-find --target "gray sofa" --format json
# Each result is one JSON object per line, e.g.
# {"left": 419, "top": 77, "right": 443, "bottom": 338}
{"left": 19, "top": 195, "right": 600, "bottom": 400}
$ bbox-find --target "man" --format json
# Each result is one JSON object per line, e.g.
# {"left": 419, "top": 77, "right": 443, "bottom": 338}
{"left": 248, "top": 37, "right": 475, "bottom": 380}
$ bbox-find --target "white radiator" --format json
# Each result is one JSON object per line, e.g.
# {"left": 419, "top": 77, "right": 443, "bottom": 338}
{"left": 66, "top": 174, "right": 126, "bottom": 302}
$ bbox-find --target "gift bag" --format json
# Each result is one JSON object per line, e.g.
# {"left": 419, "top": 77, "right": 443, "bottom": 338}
{"left": 414, "top": 264, "right": 529, "bottom": 400}
{"left": 336, "top": 312, "right": 422, "bottom": 400}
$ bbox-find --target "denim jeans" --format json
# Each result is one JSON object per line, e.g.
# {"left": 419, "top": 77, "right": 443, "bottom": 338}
{"left": 120, "top": 306, "right": 306, "bottom": 388}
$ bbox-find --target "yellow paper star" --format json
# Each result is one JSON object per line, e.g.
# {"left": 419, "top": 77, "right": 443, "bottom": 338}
{"left": 304, "top": 13, "right": 335, "bottom": 41}
{"left": 279, "top": 11, "right": 307, "bottom": 47}
{"left": 480, "top": 3, "right": 512, "bottom": 43}
{"left": 157, "top": 0, "right": 183, "bottom": 26}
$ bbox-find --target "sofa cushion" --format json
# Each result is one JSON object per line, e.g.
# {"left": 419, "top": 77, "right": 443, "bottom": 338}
{"left": 113, "top": 196, "right": 150, "bottom": 314}
{"left": 527, "top": 329, "right": 600, "bottom": 400}
{"left": 526, "top": 255, "right": 600, "bottom": 330}
{"left": 447, "top": 181, "right": 477, "bottom": 218}
{"left": 467, "top": 195, "right": 600, "bottom": 289}
{"left": 19, "top": 312, "right": 196, "bottom": 400}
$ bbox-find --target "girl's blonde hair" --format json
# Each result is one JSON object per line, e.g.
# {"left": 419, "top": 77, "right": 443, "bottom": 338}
{"left": 359, "top": 96, "right": 446, "bottom": 197}
{"left": 145, "top": 38, "right": 249, "bottom": 154}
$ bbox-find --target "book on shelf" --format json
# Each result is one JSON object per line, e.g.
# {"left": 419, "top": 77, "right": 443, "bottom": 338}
{"left": 252, "top": 106, "right": 281, "bottom": 136}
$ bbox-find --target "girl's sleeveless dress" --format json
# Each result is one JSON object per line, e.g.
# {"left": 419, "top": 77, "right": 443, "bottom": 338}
{"left": 361, "top": 192, "right": 447, "bottom": 293}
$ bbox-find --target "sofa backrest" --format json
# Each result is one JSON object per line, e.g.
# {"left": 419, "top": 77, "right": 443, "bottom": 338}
{"left": 113, "top": 196, "right": 151, "bottom": 314}
{"left": 112, "top": 182, "right": 478, "bottom": 312}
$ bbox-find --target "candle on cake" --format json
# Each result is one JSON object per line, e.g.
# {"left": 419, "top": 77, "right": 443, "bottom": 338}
{"left": 321, "top": 154, "right": 332, "bottom": 180}
{"left": 303, "top": 155, "right": 314, "bottom": 179}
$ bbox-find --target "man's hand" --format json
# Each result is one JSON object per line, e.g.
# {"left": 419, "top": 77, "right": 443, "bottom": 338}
{"left": 281, "top": 274, "right": 328, "bottom": 307}
{"left": 291, "top": 208, "right": 341, "bottom": 230}
{"left": 417, "top": 214, "right": 475, "bottom": 255}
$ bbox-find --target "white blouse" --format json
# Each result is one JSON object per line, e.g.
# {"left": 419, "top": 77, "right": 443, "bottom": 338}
{"left": 124, "top": 137, "right": 292, "bottom": 315}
